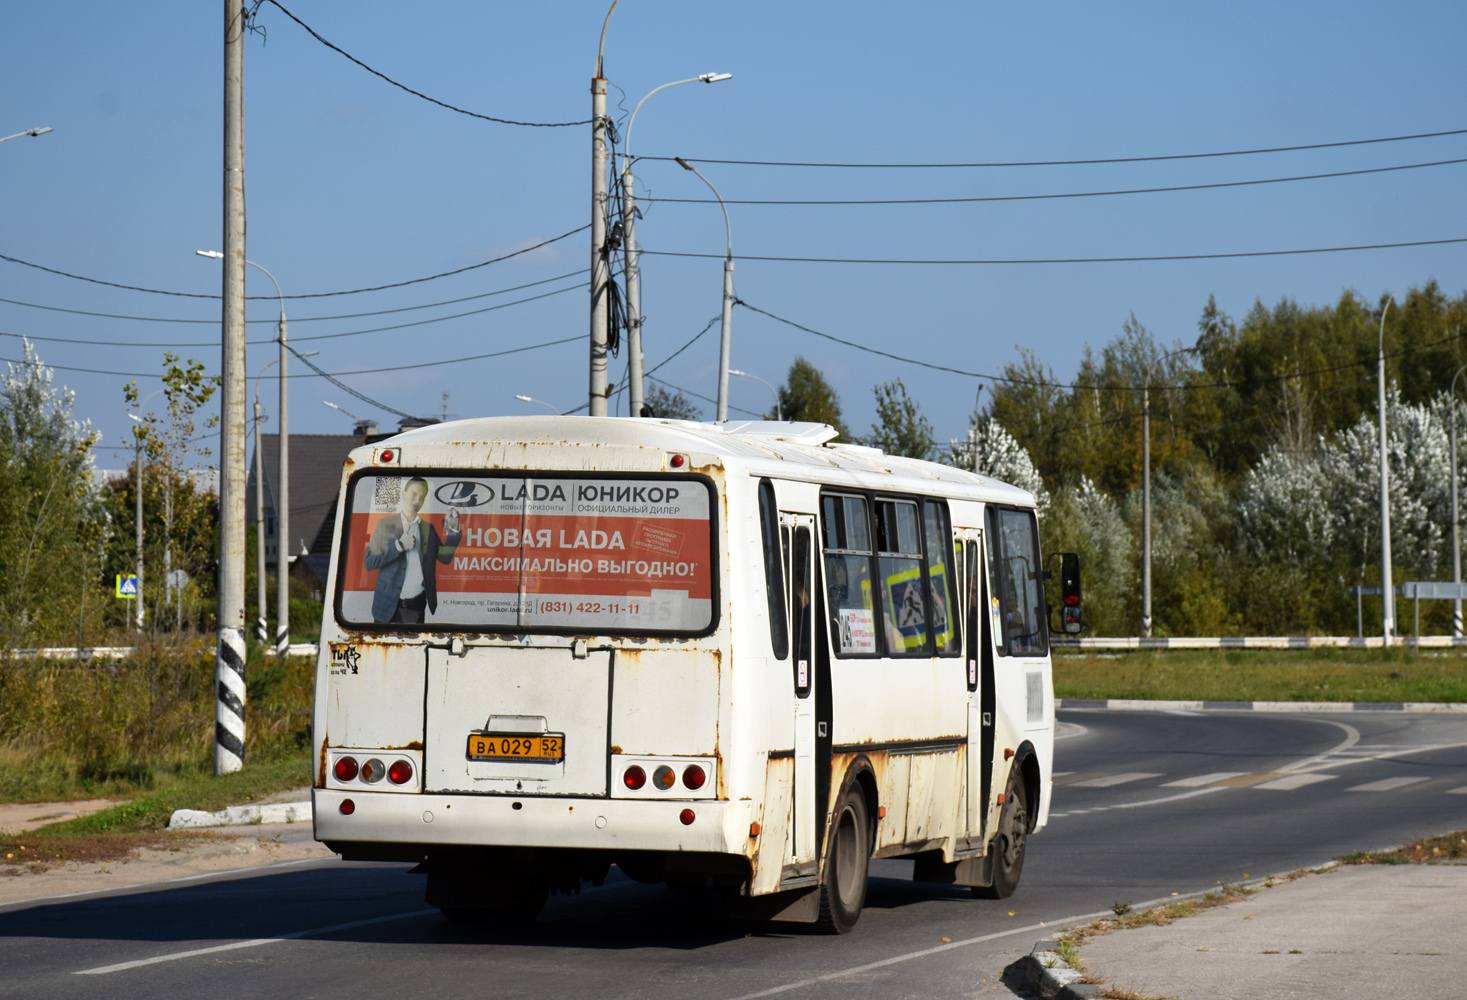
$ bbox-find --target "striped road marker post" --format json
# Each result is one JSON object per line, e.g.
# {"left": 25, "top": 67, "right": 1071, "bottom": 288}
{"left": 215, "top": 627, "right": 246, "bottom": 773}
{"left": 274, "top": 624, "right": 289, "bottom": 659}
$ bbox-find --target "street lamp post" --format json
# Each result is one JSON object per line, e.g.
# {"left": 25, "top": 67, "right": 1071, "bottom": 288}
{"left": 0, "top": 126, "right": 53, "bottom": 144}
{"left": 200, "top": 250, "right": 291, "bottom": 656}
{"left": 620, "top": 73, "right": 732, "bottom": 416}
{"left": 588, "top": 3, "right": 616, "bottom": 417}
{"left": 515, "top": 394, "right": 562, "bottom": 415}
{"left": 674, "top": 157, "right": 735, "bottom": 422}
{"left": 1450, "top": 361, "right": 1467, "bottom": 640}
{"left": 252, "top": 358, "right": 278, "bottom": 646}
{"left": 1138, "top": 345, "right": 1198, "bottom": 639}
{"left": 127, "top": 388, "right": 164, "bottom": 630}
{"left": 1377, "top": 297, "right": 1396, "bottom": 646}
{"left": 729, "top": 368, "right": 780, "bottom": 420}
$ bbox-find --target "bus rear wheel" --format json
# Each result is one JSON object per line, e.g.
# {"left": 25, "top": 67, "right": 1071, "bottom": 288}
{"left": 974, "top": 767, "right": 1028, "bottom": 900}
{"left": 429, "top": 867, "right": 548, "bottom": 925}
{"left": 815, "top": 787, "right": 870, "bottom": 934}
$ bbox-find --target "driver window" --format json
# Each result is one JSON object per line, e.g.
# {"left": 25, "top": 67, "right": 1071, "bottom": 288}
{"left": 985, "top": 507, "right": 1048, "bottom": 657}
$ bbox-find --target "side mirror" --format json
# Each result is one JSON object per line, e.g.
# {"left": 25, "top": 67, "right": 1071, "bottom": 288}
{"left": 1048, "top": 552, "right": 1082, "bottom": 634}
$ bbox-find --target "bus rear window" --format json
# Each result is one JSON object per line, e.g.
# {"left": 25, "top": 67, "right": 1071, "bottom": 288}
{"left": 335, "top": 473, "right": 715, "bottom": 634}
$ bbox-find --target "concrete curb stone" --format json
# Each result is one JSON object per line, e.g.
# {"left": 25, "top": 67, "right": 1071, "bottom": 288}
{"left": 167, "top": 801, "right": 312, "bottom": 829}
{"left": 1057, "top": 698, "right": 1467, "bottom": 713}
{"left": 1016, "top": 939, "right": 1107, "bottom": 998}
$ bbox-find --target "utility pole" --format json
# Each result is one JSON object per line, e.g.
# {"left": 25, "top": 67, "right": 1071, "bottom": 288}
{"left": 253, "top": 386, "right": 269, "bottom": 645}
{"left": 1451, "top": 361, "right": 1467, "bottom": 639}
{"left": 673, "top": 157, "right": 734, "bottom": 422}
{"left": 1141, "top": 386, "right": 1151, "bottom": 639}
{"left": 274, "top": 284, "right": 290, "bottom": 657}
{"left": 216, "top": 0, "right": 248, "bottom": 774}
{"left": 1377, "top": 297, "right": 1395, "bottom": 648}
{"left": 134, "top": 425, "right": 145, "bottom": 631}
{"left": 588, "top": 3, "right": 616, "bottom": 417}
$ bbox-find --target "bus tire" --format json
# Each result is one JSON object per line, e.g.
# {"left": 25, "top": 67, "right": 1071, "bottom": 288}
{"left": 974, "top": 767, "right": 1028, "bottom": 900}
{"left": 815, "top": 787, "right": 870, "bottom": 934}
{"left": 431, "top": 870, "right": 549, "bottom": 925}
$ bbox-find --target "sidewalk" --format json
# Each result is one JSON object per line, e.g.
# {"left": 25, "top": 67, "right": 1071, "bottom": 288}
{"left": 1063, "top": 862, "right": 1467, "bottom": 1000}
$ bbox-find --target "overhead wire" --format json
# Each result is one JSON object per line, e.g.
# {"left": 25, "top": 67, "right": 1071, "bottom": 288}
{"left": 0, "top": 270, "right": 588, "bottom": 325}
{"left": 646, "top": 374, "right": 762, "bottom": 418}
{"left": 644, "top": 236, "right": 1467, "bottom": 266}
{"left": 251, "top": 0, "right": 590, "bottom": 128}
{"left": 0, "top": 224, "right": 589, "bottom": 300}
{"left": 641, "top": 157, "right": 1467, "bottom": 206}
{"left": 0, "top": 279, "right": 587, "bottom": 349}
{"left": 642, "top": 127, "right": 1467, "bottom": 169}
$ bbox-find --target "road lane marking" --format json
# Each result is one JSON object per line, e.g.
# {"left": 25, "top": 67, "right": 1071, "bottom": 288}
{"left": 74, "top": 909, "right": 437, "bottom": 975}
{"left": 1254, "top": 773, "right": 1338, "bottom": 791}
{"left": 1162, "top": 772, "right": 1247, "bottom": 787}
{"left": 1049, "top": 785, "right": 1227, "bottom": 819}
{"left": 1051, "top": 772, "right": 1107, "bottom": 785}
{"left": 1449, "top": 786, "right": 1467, "bottom": 795}
{"left": 1347, "top": 777, "right": 1430, "bottom": 792}
{"left": 1279, "top": 720, "right": 1360, "bottom": 772}
{"left": 1066, "top": 772, "right": 1162, "bottom": 788}
{"left": 1211, "top": 772, "right": 1289, "bottom": 787}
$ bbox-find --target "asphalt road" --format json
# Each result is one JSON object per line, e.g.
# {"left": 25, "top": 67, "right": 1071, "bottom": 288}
{"left": 4, "top": 709, "right": 1465, "bottom": 1000}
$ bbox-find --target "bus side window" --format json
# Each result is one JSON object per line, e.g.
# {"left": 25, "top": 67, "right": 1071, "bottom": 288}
{"left": 875, "top": 498, "right": 928, "bottom": 656}
{"left": 759, "top": 480, "right": 789, "bottom": 661}
{"left": 984, "top": 506, "right": 1048, "bottom": 657}
{"left": 821, "top": 493, "right": 878, "bottom": 657}
{"left": 923, "top": 500, "right": 962, "bottom": 655}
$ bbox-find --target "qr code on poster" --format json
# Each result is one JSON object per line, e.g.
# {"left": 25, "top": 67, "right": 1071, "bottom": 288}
{"left": 373, "top": 477, "right": 402, "bottom": 512}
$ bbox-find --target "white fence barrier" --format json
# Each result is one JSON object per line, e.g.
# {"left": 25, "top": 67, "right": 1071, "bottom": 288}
{"left": 1052, "top": 635, "right": 1467, "bottom": 650}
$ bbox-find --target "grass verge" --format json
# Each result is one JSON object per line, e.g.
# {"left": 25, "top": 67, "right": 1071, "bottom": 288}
{"left": 1337, "top": 829, "right": 1467, "bottom": 865}
{"left": 1054, "top": 647, "right": 1467, "bottom": 703}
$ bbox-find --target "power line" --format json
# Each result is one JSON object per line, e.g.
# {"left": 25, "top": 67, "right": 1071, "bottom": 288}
{"left": 643, "top": 157, "right": 1467, "bottom": 206}
{"left": 0, "top": 279, "right": 586, "bottom": 349}
{"left": 646, "top": 374, "right": 762, "bottom": 418}
{"left": 253, "top": 0, "right": 590, "bottom": 128}
{"left": 643, "top": 127, "right": 1467, "bottom": 169}
{"left": 0, "top": 333, "right": 583, "bottom": 383}
{"left": 0, "top": 270, "right": 588, "bottom": 324}
{"left": 644, "top": 236, "right": 1467, "bottom": 266}
{"left": 0, "top": 224, "right": 589, "bottom": 299}
{"left": 736, "top": 300, "right": 1465, "bottom": 395}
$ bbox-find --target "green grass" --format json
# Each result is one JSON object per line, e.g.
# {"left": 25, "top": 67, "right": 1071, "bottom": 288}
{"left": 1054, "top": 648, "right": 1467, "bottom": 703}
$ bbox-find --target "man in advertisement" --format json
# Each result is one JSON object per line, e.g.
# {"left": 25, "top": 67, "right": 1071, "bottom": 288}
{"left": 364, "top": 477, "right": 461, "bottom": 623}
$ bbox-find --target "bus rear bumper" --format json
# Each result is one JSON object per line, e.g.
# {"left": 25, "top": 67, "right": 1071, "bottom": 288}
{"left": 313, "top": 787, "right": 754, "bottom": 857}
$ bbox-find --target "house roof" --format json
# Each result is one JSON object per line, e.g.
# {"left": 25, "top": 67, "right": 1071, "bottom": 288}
{"left": 247, "top": 433, "right": 361, "bottom": 555}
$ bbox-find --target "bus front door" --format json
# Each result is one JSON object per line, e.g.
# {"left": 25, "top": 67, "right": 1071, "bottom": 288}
{"left": 964, "top": 536, "right": 996, "bottom": 845}
{"left": 782, "top": 514, "right": 818, "bottom": 870}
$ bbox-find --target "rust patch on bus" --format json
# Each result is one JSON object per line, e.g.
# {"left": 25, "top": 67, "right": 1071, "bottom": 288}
{"left": 317, "top": 737, "right": 330, "bottom": 787}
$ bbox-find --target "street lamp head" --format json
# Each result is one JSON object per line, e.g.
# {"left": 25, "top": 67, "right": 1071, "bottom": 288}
{"left": 514, "top": 395, "right": 533, "bottom": 403}
{"left": 675, "top": 157, "right": 695, "bottom": 172}
{"left": 196, "top": 250, "right": 224, "bottom": 259}
{"left": 698, "top": 72, "right": 733, "bottom": 83}
{"left": 26, "top": 127, "right": 53, "bottom": 137}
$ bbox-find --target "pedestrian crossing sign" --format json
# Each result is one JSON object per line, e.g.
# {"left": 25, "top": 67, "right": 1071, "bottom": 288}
{"left": 116, "top": 574, "right": 138, "bottom": 599}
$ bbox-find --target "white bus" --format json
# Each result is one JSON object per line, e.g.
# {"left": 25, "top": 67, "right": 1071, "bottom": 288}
{"left": 312, "top": 416, "right": 1076, "bottom": 932}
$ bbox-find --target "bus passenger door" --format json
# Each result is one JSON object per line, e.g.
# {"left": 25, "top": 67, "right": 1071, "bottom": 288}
{"left": 781, "top": 513, "right": 818, "bottom": 869}
{"left": 964, "top": 535, "right": 996, "bottom": 844}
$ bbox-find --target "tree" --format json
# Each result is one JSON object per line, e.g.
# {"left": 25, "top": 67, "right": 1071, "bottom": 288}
{"left": 862, "top": 379, "right": 935, "bottom": 459}
{"left": 949, "top": 416, "right": 1048, "bottom": 514}
{"left": 642, "top": 384, "right": 703, "bottom": 421}
{"left": 775, "top": 356, "right": 850, "bottom": 440}
{"left": 107, "top": 355, "right": 220, "bottom": 631}
{"left": 0, "top": 341, "right": 109, "bottom": 649}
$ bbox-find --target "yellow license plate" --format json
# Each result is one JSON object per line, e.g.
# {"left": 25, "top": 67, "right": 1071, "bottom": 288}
{"left": 466, "top": 732, "right": 565, "bottom": 763}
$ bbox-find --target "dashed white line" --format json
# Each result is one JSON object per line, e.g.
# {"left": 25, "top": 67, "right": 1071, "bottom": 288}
{"left": 1066, "top": 772, "right": 1162, "bottom": 788}
{"left": 1162, "top": 772, "right": 1247, "bottom": 787}
{"left": 1254, "top": 773, "right": 1338, "bottom": 791}
{"left": 1347, "top": 776, "right": 1430, "bottom": 792}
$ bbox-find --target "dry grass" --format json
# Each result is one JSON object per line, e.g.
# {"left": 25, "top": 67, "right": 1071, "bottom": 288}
{"left": 0, "top": 636, "right": 313, "bottom": 804}
{"left": 1338, "top": 829, "right": 1467, "bottom": 865}
{"left": 1053, "top": 647, "right": 1467, "bottom": 703}
{"left": 0, "top": 829, "right": 216, "bottom": 875}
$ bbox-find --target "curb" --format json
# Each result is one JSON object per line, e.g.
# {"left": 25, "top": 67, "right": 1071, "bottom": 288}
{"left": 1017, "top": 939, "right": 1105, "bottom": 999}
{"left": 1057, "top": 698, "right": 1467, "bottom": 713}
{"left": 167, "top": 801, "right": 312, "bottom": 830}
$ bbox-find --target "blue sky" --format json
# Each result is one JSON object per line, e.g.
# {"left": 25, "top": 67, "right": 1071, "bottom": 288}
{"left": 3, "top": 1, "right": 1464, "bottom": 469}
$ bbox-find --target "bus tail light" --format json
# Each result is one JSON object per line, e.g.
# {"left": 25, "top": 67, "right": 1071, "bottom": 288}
{"left": 679, "top": 809, "right": 695, "bottom": 826}
{"left": 623, "top": 765, "right": 647, "bottom": 790}
{"left": 388, "top": 759, "right": 414, "bottom": 785}
{"left": 653, "top": 765, "right": 676, "bottom": 790}
{"left": 334, "top": 756, "right": 359, "bottom": 782}
{"left": 340, "top": 799, "right": 355, "bottom": 815}
{"left": 360, "top": 758, "right": 386, "bottom": 783}
{"left": 682, "top": 765, "right": 706, "bottom": 790}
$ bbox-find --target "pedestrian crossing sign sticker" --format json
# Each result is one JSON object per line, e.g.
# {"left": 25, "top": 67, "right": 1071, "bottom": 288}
{"left": 116, "top": 574, "right": 138, "bottom": 599}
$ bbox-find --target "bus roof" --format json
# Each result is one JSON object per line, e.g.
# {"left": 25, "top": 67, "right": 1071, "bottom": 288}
{"left": 352, "top": 415, "right": 1037, "bottom": 508}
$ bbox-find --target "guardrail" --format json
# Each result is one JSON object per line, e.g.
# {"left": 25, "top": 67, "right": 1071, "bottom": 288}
{"left": 1051, "top": 635, "right": 1467, "bottom": 650}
